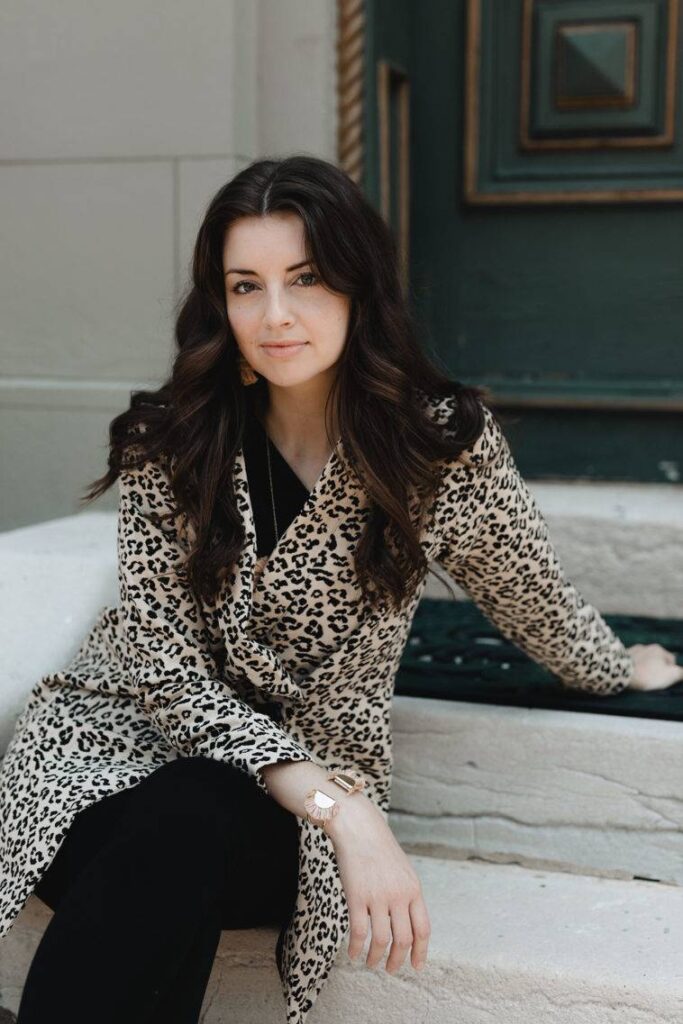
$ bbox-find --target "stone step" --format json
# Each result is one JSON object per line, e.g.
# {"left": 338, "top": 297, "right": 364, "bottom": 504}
{"left": 390, "top": 694, "right": 683, "bottom": 886}
{"left": 2, "top": 854, "right": 681, "bottom": 1022}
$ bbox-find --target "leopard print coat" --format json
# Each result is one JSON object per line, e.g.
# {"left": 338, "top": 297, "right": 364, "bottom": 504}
{"left": 0, "top": 394, "right": 635, "bottom": 1023}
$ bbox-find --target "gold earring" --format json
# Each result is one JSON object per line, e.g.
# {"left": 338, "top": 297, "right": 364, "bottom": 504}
{"left": 238, "top": 354, "right": 259, "bottom": 386}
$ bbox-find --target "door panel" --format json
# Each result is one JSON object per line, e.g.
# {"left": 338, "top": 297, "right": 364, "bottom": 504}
{"left": 365, "top": 0, "right": 683, "bottom": 482}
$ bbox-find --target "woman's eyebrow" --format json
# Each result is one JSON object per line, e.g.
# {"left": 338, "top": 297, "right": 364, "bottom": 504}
{"left": 224, "top": 259, "right": 312, "bottom": 277}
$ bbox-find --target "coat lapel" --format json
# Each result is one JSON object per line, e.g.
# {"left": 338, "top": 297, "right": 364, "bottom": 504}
{"left": 217, "top": 437, "right": 371, "bottom": 706}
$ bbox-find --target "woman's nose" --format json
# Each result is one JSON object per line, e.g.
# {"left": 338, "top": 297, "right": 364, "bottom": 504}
{"left": 263, "top": 289, "right": 295, "bottom": 325}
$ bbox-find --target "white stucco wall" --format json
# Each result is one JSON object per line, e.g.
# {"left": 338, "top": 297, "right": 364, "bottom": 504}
{"left": 0, "top": 0, "right": 338, "bottom": 530}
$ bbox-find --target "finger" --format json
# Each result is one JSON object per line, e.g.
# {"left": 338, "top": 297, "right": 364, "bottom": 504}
{"left": 385, "top": 902, "right": 413, "bottom": 974}
{"left": 409, "top": 894, "right": 431, "bottom": 970}
{"left": 347, "top": 902, "right": 370, "bottom": 961}
{"left": 365, "top": 904, "right": 392, "bottom": 968}
{"left": 655, "top": 666, "right": 683, "bottom": 689}
{"left": 642, "top": 667, "right": 683, "bottom": 691}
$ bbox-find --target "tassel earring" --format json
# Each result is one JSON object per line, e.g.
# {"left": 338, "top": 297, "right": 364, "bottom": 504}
{"left": 238, "top": 354, "right": 259, "bottom": 386}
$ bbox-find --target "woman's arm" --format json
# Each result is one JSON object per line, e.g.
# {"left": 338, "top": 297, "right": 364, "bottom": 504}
{"left": 117, "top": 448, "right": 315, "bottom": 796}
{"left": 434, "top": 415, "right": 635, "bottom": 695}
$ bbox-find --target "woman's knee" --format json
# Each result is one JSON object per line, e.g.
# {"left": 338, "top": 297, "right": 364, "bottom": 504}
{"left": 98, "top": 809, "right": 232, "bottom": 916}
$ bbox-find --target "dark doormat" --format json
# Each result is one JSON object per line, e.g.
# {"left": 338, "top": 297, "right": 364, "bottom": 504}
{"left": 396, "top": 598, "right": 683, "bottom": 720}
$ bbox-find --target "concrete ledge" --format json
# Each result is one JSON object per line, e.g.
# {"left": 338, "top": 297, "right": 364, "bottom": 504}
{"left": 2, "top": 855, "right": 682, "bottom": 1022}
{"left": 390, "top": 695, "right": 683, "bottom": 885}
{"left": 0, "top": 511, "right": 117, "bottom": 755}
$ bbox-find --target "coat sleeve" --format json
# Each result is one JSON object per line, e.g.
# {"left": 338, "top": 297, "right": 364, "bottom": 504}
{"left": 117, "top": 446, "right": 316, "bottom": 795}
{"left": 434, "top": 408, "right": 635, "bottom": 695}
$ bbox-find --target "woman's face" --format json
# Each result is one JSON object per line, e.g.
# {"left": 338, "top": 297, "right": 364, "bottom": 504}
{"left": 223, "top": 212, "right": 351, "bottom": 391}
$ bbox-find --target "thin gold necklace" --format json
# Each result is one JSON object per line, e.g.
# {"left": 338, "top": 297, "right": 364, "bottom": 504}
{"left": 264, "top": 429, "right": 280, "bottom": 542}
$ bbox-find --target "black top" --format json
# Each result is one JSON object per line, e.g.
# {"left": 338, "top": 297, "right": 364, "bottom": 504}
{"left": 242, "top": 397, "right": 311, "bottom": 558}
{"left": 241, "top": 397, "right": 311, "bottom": 723}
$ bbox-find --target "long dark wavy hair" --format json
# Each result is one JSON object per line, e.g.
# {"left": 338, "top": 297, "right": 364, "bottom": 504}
{"left": 82, "top": 154, "right": 497, "bottom": 613}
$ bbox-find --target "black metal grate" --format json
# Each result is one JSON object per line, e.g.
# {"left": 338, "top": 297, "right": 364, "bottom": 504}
{"left": 396, "top": 598, "right": 683, "bottom": 721}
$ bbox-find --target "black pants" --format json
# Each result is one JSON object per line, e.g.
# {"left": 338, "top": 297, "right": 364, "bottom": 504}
{"left": 17, "top": 755, "right": 300, "bottom": 1024}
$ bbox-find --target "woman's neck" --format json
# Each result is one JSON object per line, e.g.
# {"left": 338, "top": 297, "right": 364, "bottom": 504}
{"left": 257, "top": 378, "right": 340, "bottom": 464}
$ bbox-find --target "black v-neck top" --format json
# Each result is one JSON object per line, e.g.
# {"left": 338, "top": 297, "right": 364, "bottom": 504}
{"left": 242, "top": 398, "right": 311, "bottom": 558}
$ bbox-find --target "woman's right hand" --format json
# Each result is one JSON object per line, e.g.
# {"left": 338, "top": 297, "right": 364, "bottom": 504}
{"left": 325, "top": 794, "right": 431, "bottom": 974}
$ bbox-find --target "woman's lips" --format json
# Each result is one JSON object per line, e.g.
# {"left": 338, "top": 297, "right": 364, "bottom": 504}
{"left": 260, "top": 342, "right": 309, "bottom": 358}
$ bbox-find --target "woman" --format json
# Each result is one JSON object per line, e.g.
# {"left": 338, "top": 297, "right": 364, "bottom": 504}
{"left": 1, "top": 154, "right": 680, "bottom": 1024}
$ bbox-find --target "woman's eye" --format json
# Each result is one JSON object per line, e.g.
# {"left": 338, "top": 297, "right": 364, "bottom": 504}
{"left": 297, "top": 271, "right": 320, "bottom": 287}
{"left": 231, "top": 271, "right": 319, "bottom": 296}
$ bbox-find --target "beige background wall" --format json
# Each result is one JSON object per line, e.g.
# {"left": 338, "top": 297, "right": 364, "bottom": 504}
{"left": 0, "top": 0, "right": 338, "bottom": 529}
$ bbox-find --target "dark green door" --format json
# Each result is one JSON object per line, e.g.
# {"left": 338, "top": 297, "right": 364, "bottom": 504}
{"left": 365, "top": 0, "right": 683, "bottom": 482}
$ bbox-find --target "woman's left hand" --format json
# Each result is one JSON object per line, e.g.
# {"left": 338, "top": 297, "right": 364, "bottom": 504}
{"left": 626, "top": 643, "right": 683, "bottom": 691}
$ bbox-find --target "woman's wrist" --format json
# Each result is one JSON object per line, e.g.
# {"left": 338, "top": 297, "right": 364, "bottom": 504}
{"left": 323, "top": 790, "right": 382, "bottom": 843}
{"left": 258, "top": 759, "right": 379, "bottom": 841}
{"left": 258, "top": 759, "right": 358, "bottom": 821}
